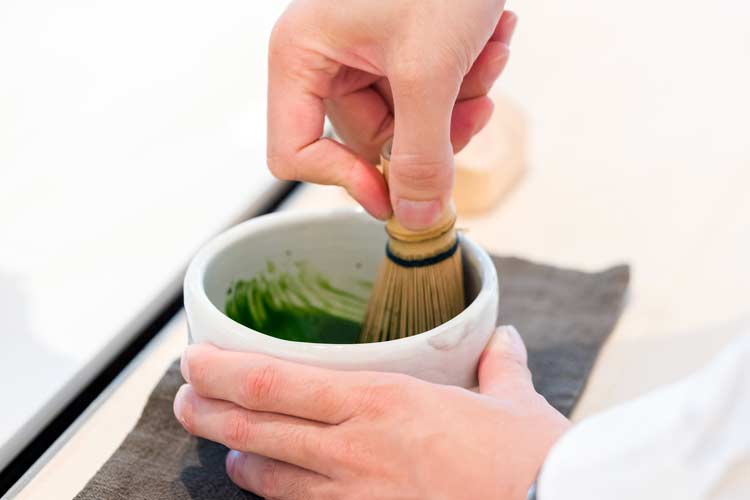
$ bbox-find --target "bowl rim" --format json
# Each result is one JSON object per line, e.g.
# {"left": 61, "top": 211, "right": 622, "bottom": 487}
{"left": 184, "top": 207, "right": 498, "bottom": 354}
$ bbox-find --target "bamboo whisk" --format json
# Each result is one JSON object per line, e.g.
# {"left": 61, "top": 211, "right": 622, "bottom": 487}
{"left": 360, "top": 142, "right": 465, "bottom": 343}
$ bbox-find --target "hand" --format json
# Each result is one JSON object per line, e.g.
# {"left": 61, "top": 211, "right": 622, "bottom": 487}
{"left": 174, "top": 326, "right": 570, "bottom": 499}
{"left": 267, "top": 0, "right": 517, "bottom": 230}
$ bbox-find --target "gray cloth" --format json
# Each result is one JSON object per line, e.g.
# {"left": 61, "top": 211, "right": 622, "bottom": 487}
{"left": 75, "top": 256, "right": 630, "bottom": 500}
{"left": 496, "top": 257, "right": 629, "bottom": 416}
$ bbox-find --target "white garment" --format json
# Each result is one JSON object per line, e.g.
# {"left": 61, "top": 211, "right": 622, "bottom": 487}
{"left": 538, "top": 332, "right": 750, "bottom": 500}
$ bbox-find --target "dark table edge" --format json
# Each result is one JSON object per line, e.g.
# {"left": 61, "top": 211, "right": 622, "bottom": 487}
{"left": 0, "top": 181, "right": 300, "bottom": 497}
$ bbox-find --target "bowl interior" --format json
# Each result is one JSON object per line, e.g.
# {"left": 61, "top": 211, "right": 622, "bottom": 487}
{"left": 202, "top": 212, "right": 482, "bottom": 337}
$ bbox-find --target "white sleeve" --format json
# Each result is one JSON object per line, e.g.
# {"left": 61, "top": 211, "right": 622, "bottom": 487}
{"left": 537, "top": 332, "right": 750, "bottom": 500}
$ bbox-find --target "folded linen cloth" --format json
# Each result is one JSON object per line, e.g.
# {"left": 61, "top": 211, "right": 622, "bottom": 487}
{"left": 75, "top": 256, "right": 630, "bottom": 500}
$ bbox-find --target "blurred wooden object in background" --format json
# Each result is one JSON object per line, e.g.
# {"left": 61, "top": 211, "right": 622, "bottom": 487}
{"left": 452, "top": 93, "right": 526, "bottom": 215}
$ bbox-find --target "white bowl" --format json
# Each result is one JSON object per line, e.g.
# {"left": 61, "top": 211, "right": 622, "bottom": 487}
{"left": 184, "top": 209, "right": 499, "bottom": 388}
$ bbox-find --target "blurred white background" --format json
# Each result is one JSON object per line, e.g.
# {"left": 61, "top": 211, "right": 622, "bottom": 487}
{"left": 0, "top": 0, "right": 289, "bottom": 469}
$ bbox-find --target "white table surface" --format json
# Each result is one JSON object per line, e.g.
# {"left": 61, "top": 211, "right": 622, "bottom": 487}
{"left": 0, "top": 0, "right": 289, "bottom": 472}
{"left": 9, "top": 0, "right": 750, "bottom": 497}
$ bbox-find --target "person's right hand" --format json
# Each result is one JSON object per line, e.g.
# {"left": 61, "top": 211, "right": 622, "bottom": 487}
{"left": 267, "top": 0, "right": 517, "bottom": 230}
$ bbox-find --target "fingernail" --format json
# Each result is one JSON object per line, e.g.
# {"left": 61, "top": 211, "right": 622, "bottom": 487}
{"left": 499, "top": 13, "right": 518, "bottom": 46}
{"left": 173, "top": 384, "right": 191, "bottom": 428}
{"left": 180, "top": 345, "right": 192, "bottom": 383}
{"left": 490, "top": 325, "right": 529, "bottom": 365}
{"left": 487, "top": 325, "right": 515, "bottom": 351}
{"left": 482, "top": 44, "right": 509, "bottom": 89}
{"left": 487, "top": 325, "right": 523, "bottom": 352}
{"left": 371, "top": 199, "right": 394, "bottom": 221}
{"left": 394, "top": 199, "right": 442, "bottom": 230}
{"left": 226, "top": 450, "right": 243, "bottom": 477}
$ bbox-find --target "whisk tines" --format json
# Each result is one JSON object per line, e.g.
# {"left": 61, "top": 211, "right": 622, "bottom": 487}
{"left": 360, "top": 142, "right": 465, "bottom": 343}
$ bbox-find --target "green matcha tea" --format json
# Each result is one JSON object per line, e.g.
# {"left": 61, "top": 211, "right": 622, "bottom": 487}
{"left": 224, "top": 261, "right": 370, "bottom": 344}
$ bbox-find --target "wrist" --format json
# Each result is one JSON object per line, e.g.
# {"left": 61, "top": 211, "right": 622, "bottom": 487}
{"left": 524, "top": 410, "right": 571, "bottom": 498}
{"left": 526, "top": 413, "right": 571, "bottom": 500}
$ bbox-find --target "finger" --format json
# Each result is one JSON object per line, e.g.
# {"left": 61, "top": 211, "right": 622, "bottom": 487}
{"left": 457, "top": 42, "right": 510, "bottom": 101}
{"left": 456, "top": 10, "right": 517, "bottom": 102}
{"left": 325, "top": 86, "right": 394, "bottom": 164}
{"left": 388, "top": 68, "right": 461, "bottom": 230}
{"left": 373, "top": 78, "right": 394, "bottom": 111}
{"left": 174, "top": 384, "right": 331, "bottom": 472}
{"left": 267, "top": 34, "right": 390, "bottom": 220}
{"left": 182, "top": 344, "right": 360, "bottom": 424}
{"left": 294, "top": 138, "right": 391, "bottom": 219}
{"left": 328, "top": 88, "right": 493, "bottom": 159}
{"left": 226, "top": 451, "right": 332, "bottom": 500}
{"left": 451, "top": 96, "right": 495, "bottom": 154}
{"left": 477, "top": 325, "right": 533, "bottom": 398}
{"left": 492, "top": 10, "right": 518, "bottom": 45}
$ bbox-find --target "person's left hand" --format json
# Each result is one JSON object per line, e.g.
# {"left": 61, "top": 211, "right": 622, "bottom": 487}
{"left": 173, "top": 326, "right": 570, "bottom": 499}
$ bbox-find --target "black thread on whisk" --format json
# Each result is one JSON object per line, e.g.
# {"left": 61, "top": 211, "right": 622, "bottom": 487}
{"left": 385, "top": 237, "right": 460, "bottom": 268}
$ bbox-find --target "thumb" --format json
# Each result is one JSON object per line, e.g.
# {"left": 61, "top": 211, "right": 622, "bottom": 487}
{"left": 478, "top": 325, "right": 533, "bottom": 397}
{"left": 388, "top": 71, "right": 459, "bottom": 230}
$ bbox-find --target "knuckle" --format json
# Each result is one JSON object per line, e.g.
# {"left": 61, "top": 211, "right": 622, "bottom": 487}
{"left": 330, "top": 433, "right": 367, "bottom": 468}
{"left": 242, "top": 362, "right": 281, "bottom": 406}
{"left": 309, "top": 430, "right": 336, "bottom": 463}
{"left": 353, "top": 385, "right": 385, "bottom": 417}
{"left": 224, "top": 409, "right": 254, "bottom": 448}
{"left": 276, "top": 421, "right": 313, "bottom": 456}
{"left": 269, "top": 21, "right": 284, "bottom": 49}
{"left": 318, "top": 397, "right": 346, "bottom": 427}
{"left": 286, "top": 425, "right": 310, "bottom": 453}
{"left": 269, "top": 12, "right": 293, "bottom": 52}
{"left": 266, "top": 153, "right": 296, "bottom": 181}
{"left": 390, "top": 62, "right": 424, "bottom": 94}
{"left": 308, "top": 385, "right": 350, "bottom": 423}
{"left": 187, "top": 354, "right": 211, "bottom": 386}
{"left": 393, "top": 57, "right": 453, "bottom": 90}
{"left": 353, "top": 375, "right": 410, "bottom": 417}
{"left": 390, "top": 156, "right": 450, "bottom": 184}
{"left": 392, "top": 55, "right": 461, "bottom": 98}
{"left": 389, "top": 157, "right": 453, "bottom": 196}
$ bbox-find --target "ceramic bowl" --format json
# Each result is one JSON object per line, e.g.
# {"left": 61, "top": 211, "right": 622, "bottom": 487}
{"left": 184, "top": 209, "right": 499, "bottom": 388}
